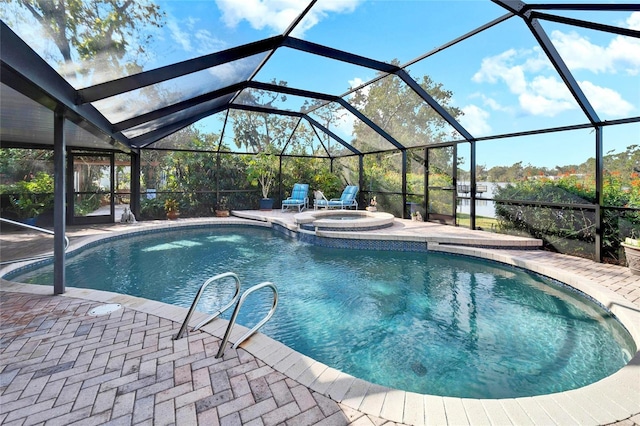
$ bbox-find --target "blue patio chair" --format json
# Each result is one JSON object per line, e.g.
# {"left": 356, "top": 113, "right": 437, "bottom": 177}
{"left": 313, "top": 190, "right": 329, "bottom": 210}
{"left": 315, "top": 185, "right": 359, "bottom": 210}
{"left": 281, "top": 183, "right": 309, "bottom": 212}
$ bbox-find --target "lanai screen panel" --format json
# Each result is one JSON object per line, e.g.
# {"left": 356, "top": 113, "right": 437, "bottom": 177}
{"left": 547, "top": 7, "right": 640, "bottom": 28}
{"left": 218, "top": 112, "right": 243, "bottom": 153}
{"left": 344, "top": 74, "right": 463, "bottom": 148}
{"left": 0, "top": 1, "right": 164, "bottom": 88}
{"left": 603, "top": 123, "right": 640, "bottom": 208}
{"left": 234, "top": 88, "right": 319, "bottom": 113}
{"left": 456, "top": 143, "right": 472, "bottom": 186}
{"left": 122, "top": 94, "right": 234, "bottom": 140}
{"left": 308, "top": 123, "right": 353, "bottom": 158}
{"left": 407, "top": 17, "right": 587, "bottom": 138}
{"left": 65, "top": 120, "right": 119, "bottom": 151}
{"left": 407, "top": 149, "right": 426, "bottom": 197}
{"left": 91, "top": 54, "right": 265, "bottom": 124}
{"left": 220, "top": 110, "right": 297, "bottom": 154}
{"left": 333, "top": 157, "right": 360, "bottom": 190}
{"left": 541, "top": 19, "right": 639, "bottom": 121}
{"left": 253, "top": 47, "right": 375, "bottom": 96}
{"left": 363, "top": 151, "right": 403, "bottom": 194}
{"left": 282, "top": 120, "right": 328, "bottom": 157}
{"left": 307, "top": 102, "right": 396, "bottom": 154}
{"left": 304, "top": 1, "right": 508, "bottom": 65}
{"left": 150, "top": 0, "right": 294, "bottom": 66}
{"left": 0, "top": 1, "right": 291, "bottom": 88}
{"left": 476, "top": 128, "right": 597, "bottom": 204}
{"left": 147, "top": 113, "right": 226, "bottom": 151}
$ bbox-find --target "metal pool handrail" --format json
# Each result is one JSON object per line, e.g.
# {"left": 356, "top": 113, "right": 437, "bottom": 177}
{"left": 216, "top": 281, "right": 278, "bottom": 359}
{"left": 174, "top": 272, "right": 241, "bottom": 340}
{"left": 0, "top": 217, "right": 69, "bottom": 265}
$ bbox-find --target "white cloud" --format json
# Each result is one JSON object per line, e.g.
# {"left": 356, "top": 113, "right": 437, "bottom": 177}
{"left": 215, "top": 0, "right": 362, "bottom": 37}
{"left": 472, "top": 49, "right": 528, "bottom": 94}
{"left": 344, "top": 77, "right": 370, "bottom": 108}
{"left": 551, "top": 31, "right": 607, "bottom": 73}
{"left": 529, "top": 75, "right": 569, "bottom": 101}
{"left": 627, "top": 11, "right": 640, "bottom": 30}
{"left": 470, "top": 11, "right": 639, "bottom": 121}
{"left": 348, "top": 77, "right": 365, "bottom": 90}
{"left": 460, "top": 104, "right": 491, "bottom": 136}
{"left": 168, "top": 18, "right": 193, "bottom": 52}
{"left": 208, "top": 56, "right": 262, "bottom": 86}
{"left": 607, "top": 33, "right": 640, "bottom": 76}
{"left": 484, "top": 97, "right": 507, "bottom": 112}
{"left": 579, "top": 80, "right": 635, "bottom": 117}
{"left": 194, "top": 30, "right": 228, "bottom": 55}
{"left": 166, "top": 15, "right": 228, "bottom": 55}
{"left": 473, "top": 49, "right": 577, "bottom": 117}
{"left": 550, "top": 13, "right": 640, "bottom": 76}
{"left": 518, "top": 92, "right": 574, "bottom": 116}
{"left": 521, "top": 46, "right": 549, "bottom": 73}
{"left": 522, "top": 76, "right": 575, "bottom": 116}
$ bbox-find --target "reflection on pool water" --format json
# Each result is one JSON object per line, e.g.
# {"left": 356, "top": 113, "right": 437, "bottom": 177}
{"left": 10, "top": 226, "right": 635, "bottom": 398}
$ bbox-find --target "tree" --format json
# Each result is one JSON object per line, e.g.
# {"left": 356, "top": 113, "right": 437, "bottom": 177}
{"left": 245, "top": 151, "right": 278, "bottom": 199}
{"left": 0, "top": 148, "right": 53, "bottom": 182}
{"left": 604, "top": 144, "right": 640, "bottom": 176}
{"left": 350, "top": 60, "right": 463, "bottom": 151}
{"left": 229, "top": 80, "right": 298, "bottom": 153}
{"left": 3, "top": 0, "right": 164, "bottom": 84}
{"left": 302, "top": 99, "right": 351, "bottom": 157}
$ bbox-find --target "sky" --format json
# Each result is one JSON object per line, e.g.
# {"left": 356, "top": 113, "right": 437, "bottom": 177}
{"left": 2, "top": 0, "right": 639, "bottom": 170}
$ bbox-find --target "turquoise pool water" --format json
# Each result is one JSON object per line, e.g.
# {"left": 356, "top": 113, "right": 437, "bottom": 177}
{"left": 10, "top": 226, "right": 635, "bottom": 398}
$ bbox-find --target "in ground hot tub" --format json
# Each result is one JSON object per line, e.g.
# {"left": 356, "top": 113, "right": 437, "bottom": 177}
{"left": 294, "top": 209, "right": 395, "bottom": 231}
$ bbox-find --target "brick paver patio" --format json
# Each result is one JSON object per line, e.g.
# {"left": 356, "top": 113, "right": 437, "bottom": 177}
{"left": 0, "top": 292, "right": 393, "bottom": 425}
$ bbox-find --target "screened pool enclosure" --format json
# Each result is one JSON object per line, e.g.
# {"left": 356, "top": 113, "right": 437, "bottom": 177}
{"left": 1, "top": 1, "right": 639, "bottom": 271}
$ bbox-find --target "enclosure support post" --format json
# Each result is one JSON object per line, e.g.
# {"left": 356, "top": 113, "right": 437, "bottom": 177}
{"left": 53, "top": 107, "right": 66, "bottom": 295}
{"left": 109, "top": 153, "right": 115, "bottom": 221}
{"left": 216, "top": 153, "right": 221, "bottom": 206}
{"left": 470, "top": 141, "right": 476, "bottom": 230}
{"left": 425, "top": 148, "right": 430, "bottom": 221}
{"left": 278, "top": 156, "right": 283, "bottom": 208}
{"left": 402, "top": 150, "right": 408, "bottom": 219}
{"left": 359, "top": 155, "right": 364, "bottom": 209}
{"left": 131, "top": 150, "right": 141, "bottom": 218}
{"left": 453, "top": 144, "right": 458, "bottom": 226}
{"left": 595, "top": 126, "right": 603, "bottom": 262}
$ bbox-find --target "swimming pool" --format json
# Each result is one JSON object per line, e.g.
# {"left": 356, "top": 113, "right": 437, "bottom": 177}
{"left": 8, "top": 225, "right": 635, "bottom": 399}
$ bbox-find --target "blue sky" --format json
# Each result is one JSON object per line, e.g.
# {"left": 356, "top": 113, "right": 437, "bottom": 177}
{"left": 2, "top": 0, "right": 638, "bottom": 169}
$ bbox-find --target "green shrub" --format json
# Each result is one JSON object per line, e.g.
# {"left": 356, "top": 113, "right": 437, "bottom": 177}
{"left": 74, "top": 194, "right": 101, "bottom": 216}
{"left": 2, "top": 172, "right": 54, "bottom": 219}
{"left": 140, "top": 197, "right": 166, "bottom": 220}
{"left": 494, "top": 175, "right": 640, "bottom": 260}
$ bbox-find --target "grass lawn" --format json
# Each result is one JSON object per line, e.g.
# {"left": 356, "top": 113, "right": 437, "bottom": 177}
{"left": 456, "top": 213, "right": 499, "bottom": 229}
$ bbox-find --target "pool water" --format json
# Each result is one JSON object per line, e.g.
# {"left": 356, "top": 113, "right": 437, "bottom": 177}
{"left": 12, "top": 226, "right": 635, "bottom": 398}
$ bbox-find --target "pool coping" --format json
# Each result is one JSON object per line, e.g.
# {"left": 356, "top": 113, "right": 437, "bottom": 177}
{"left": 1, "top": 217, "right": 639, "bottom": 425}
{"left": 293, "top": 209, "right": 396, "bottom": 232}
